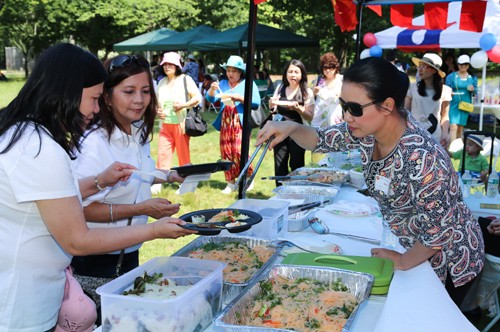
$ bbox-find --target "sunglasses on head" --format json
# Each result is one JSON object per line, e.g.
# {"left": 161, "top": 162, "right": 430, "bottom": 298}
{"left": 339, "top": 97, "right": 380, "bottom": 117}
{"left": 108, "top": 55, "right": 150, "bottom": 73}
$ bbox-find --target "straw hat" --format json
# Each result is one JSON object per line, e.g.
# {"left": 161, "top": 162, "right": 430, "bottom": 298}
{"left": 160, "top": 52, "right": 182, "bottom": 68}
{"left": 220, "top": 55, "right": 246, "bottom": 73}
{"left": 412, "top": 53, "right": 445, "bottom": 78}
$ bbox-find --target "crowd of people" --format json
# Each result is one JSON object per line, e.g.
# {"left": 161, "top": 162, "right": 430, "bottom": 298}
{"left": 0, "top": 42, "right": 498, "bottom": 331}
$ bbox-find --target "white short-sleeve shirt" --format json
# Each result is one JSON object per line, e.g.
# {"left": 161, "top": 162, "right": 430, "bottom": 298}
{"left": 72, "top": 123, "right": 155, "bottom": 254}
{"left": 0, "top": 125, "right": 79, "bottom": 331}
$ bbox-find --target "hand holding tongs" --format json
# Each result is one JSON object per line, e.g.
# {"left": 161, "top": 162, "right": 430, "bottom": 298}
{"left": 235, "top": 113, "right": 283, "bottom": 191}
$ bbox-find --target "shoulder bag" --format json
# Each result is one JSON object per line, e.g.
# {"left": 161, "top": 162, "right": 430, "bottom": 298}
{"left": 183, "top": 76, "right": 208, "bottom": 137}
{"left": 455, "top": 74, "right": 474, "bottom": 113}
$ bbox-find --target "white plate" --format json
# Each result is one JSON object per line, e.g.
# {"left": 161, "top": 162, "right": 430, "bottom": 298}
{"left": 273, "top": 100, "right": 295, "bottom": 107}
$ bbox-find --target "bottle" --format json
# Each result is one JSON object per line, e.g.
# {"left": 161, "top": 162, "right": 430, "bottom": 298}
{"left": 381, "top": 220, "right": 397, "bottom": 249}
{"left": 487, "top": 171, "right": 499, "bottom": 198}
{"left": 462, "top": 170, "right": 472, "bottom": 198}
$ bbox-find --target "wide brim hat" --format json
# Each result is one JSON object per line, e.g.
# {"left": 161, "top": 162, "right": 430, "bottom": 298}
{"left": 412, "top": 53, "right": 446, "bottom": 78}
{"left": 160, "top": 52, "right": 182, "bottom": 68}
{"left": 220, "top": 55, "right": 246, "bottom": 73}
{"left": 187, "top": 53, "right": 196, "bottom": 61}
{"left": 467, "top": 135, "right": 484, "bottom": 150}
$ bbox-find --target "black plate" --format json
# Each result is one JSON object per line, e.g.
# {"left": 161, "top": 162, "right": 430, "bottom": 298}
{"left": 179, "top": 209, "right": 262, "bottom": 236}
{"left": 172, "top": 162, "right": 233, "bottom": 177}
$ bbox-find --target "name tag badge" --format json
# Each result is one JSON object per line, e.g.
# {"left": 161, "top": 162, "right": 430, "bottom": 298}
{"left": 375, "top": 175, "right": 391, "bottom": 195}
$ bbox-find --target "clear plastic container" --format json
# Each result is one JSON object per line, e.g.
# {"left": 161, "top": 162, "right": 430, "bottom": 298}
{"left": 228, "top": 198, "right": 289, "bottom": 238}
{"left": 381, "top": 220, "right": 398, "bottom": 249}
{"left": 487, "top": 171, "right": 499, "bottom": 198}
{"left": 96, "top": 256, "right": 225, "bottom": 332}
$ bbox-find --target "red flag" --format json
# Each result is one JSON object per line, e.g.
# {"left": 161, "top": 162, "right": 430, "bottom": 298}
{"left": 460, "top": 1, "right": 487, "bottom": 32}
{"left": 424, "top": 2, "right": 449, "bottom": 30}
{"left": 331, "top": 0, "right": 358, "bottom": 32}
{"left": 367, "top": 5, "right": 382, "bottom": 17}
{"left": 253, "top": 0, "right": 267, "bottom": 4}
{"left": 391, "top": 4, "right": 414, "bottom": 28}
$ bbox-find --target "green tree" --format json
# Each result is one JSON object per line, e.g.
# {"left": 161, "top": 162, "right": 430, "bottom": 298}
{"left": 0, "top": 0, "right": 70, "bottom": 77}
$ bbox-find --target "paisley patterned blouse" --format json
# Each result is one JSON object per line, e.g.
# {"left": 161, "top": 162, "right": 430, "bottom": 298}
{"left": 314, "top": 114, "right": 484, "bottom": 287}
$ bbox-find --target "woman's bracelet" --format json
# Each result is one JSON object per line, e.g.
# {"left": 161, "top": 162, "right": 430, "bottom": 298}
{"left": 109, "top": 203, "right": 114, "bottom": 222}
{"left": 166, "top": 170, "right": 173, "bottom": 183}
{"left": 94, "top": 174, "right": 106, "bottom": 191}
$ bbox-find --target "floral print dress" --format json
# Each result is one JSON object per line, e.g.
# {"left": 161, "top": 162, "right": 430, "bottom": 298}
{"left": 314, "top": 113, "right": 484, "bottom": 287}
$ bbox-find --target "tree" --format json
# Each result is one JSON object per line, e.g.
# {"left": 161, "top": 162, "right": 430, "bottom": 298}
{"left": 0, "top": 0, "right": 70, "bottom": 77}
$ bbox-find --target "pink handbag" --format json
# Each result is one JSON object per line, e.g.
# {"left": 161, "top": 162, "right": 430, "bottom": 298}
{"left": 55, "top": 267, "right": 97, "bottom": 332}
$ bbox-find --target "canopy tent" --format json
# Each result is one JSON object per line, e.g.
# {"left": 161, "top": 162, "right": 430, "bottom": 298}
{"left": 373, "top": 0, "right": 500, "bottom": 130}
{"left": 149, "top": 25, "right": 219, "bottom": 51}
{"left": 189, "top": 23, "right": 319, "bottom": 51}
{"left": 113, "top": 28, "right": 177, "bottom": 51}
{"left": 374, "top": 0, "right": 500, "bottom": 50}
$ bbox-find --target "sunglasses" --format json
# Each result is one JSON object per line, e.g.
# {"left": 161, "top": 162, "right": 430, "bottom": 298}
{"left": 323, "top": 65, "right": 337, "bottom": 70}
{"left": 339, "top": 97, "right": 379, "bottom": 117}
{"left": 108, "top": 55, "right": 150, "bottom": 73}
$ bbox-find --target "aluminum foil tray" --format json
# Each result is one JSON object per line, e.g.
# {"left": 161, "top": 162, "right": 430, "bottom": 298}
{"left": 286, "top": 167, "right": 349, "bottom": 186}
{"left": 272, "top": 185, "right": 339, "bottom": 202}
{"left": 214, "top": 264, "right": 374, "bottom": 332}
{"left": 171, "top": 235, "right": 282, "bottom": 304}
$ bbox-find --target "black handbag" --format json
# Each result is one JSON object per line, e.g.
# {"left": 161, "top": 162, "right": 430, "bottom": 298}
{"left": 183, "top": 76, "right": 207, "bottom": 137}
{"left": 248, "top": 105, "right": 268, "bottom": 129}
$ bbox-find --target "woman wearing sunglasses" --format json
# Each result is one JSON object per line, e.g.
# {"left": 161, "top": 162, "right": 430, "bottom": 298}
{"left": 257, "top": 57, "right": 484, "bottom": 308}
{"left": 405, "top": 53, "right": 452, "bottom": 148}
{"left": 0, "top": 44, "right": 195, "bottom": 331}
{"left": 70, "top": 54, "right": 193, "bottom": 322}
{"left": 269, "top": 59, "right": 314, "bottom": 186}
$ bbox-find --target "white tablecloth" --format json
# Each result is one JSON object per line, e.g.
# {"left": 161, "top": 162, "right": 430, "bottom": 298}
{"left": 95, "top": 186, "right": 479, "bottom": 332}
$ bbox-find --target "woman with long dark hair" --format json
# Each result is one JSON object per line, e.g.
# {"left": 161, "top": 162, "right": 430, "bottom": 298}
{"left": 405, "top": 53, "right": 452, "bottom": 147}
{"left": 257, "top": 57, "right": 484, "bottom": 308}
{"left": 0, "top": 44, "right": 194, "bottom": 330}
{"left": 71, "top": 54, "right": 187, "bottom": 320}
{"left": 269, "top": 59, "right": 314, "bottom": 185}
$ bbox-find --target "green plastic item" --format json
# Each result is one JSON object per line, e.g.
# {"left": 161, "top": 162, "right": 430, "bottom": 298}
{"left": 282, "top": 253, "right": 394, "bottom": 295}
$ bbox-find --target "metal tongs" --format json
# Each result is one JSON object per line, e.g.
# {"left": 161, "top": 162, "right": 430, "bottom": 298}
{"left": 235, "top": 113, "right": 283, "bottom": 191}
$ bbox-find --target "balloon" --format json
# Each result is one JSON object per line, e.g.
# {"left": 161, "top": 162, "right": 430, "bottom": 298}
{"left": 480, "top": 33, "right": 497, "bottom": 51}
{"left": 360, "top": 49, "right": 371, "bottom": 59}
{"left": 369, "top": 45, "right": 383, "bottom": 58}
{"left": 470, "top": 51, "right": 488, "bottom": 68}
{"left": 363, "top": 33, "right": 377, "bottom": 48}
{"left": 487, "top": 45, "right": 500, "bottom": 63}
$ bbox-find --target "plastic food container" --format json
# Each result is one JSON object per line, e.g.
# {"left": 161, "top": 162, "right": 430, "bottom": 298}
{"left": 214, "top": 264, "right": 374, "bottom": 331}
{"left": 96, "top": 256, "right": 225, "bottom": 332}
{"left": 228, "top": 198, "right": 289, "bottom": 238}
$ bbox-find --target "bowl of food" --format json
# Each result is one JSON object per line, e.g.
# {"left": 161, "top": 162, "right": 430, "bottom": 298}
{"left": 348, "top": 167, "right": 365, "bottom": 188}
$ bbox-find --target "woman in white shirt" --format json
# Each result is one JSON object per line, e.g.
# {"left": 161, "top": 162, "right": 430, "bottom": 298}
{"left": 71, "top": 54, "right": 190, "bottom": 322}
{"left": 405, "top": 53, "right": 452, "bottom": 148}
{"left": 0, "top": 44, "right": 195, "bottom": 331}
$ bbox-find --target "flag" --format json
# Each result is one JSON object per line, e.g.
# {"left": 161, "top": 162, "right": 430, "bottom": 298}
{"left": 331, "top": 0, "right": 358, "bottom": 32}
{"left": 391, "top": 4, "right": 414, "bottom": 28}
{"left": 253, "top": 0, "right": 267, "bottom": 4}
{"left": 424, "top": 2, "right": 449, "bottom": 30}
{"left": 460, "top": 0, "right": 487, "bottom": 32}
{"left": 367, "top": 5, "right": 382, "bottom": 16}
{"left": 396, "top": 29, "right": 442, "bottom": 52}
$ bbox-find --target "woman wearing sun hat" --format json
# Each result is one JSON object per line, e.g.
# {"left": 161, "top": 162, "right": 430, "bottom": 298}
{"left": 206, "top": 55, "right": 261, "bottom": 194}
{"left": 445, "top": 54, "right": 478, "bottom": 144}
{"left": 156, "top": 52, "right": 201, "bottom": 175}
{"left": 405, "top": 53, "right": 452, "bottom": 148}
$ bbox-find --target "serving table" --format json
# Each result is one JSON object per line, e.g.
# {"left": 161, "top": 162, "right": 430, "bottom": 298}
{"left": 94, "top": 186, "right": 478, "bottom": 332}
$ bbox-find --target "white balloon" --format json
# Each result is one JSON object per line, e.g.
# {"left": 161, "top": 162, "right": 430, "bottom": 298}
{"left": 360, "top": 49, "right": 371, "bottom": 59}
{"left": 470, "top": 50, "right": 488, "bottom": 69}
